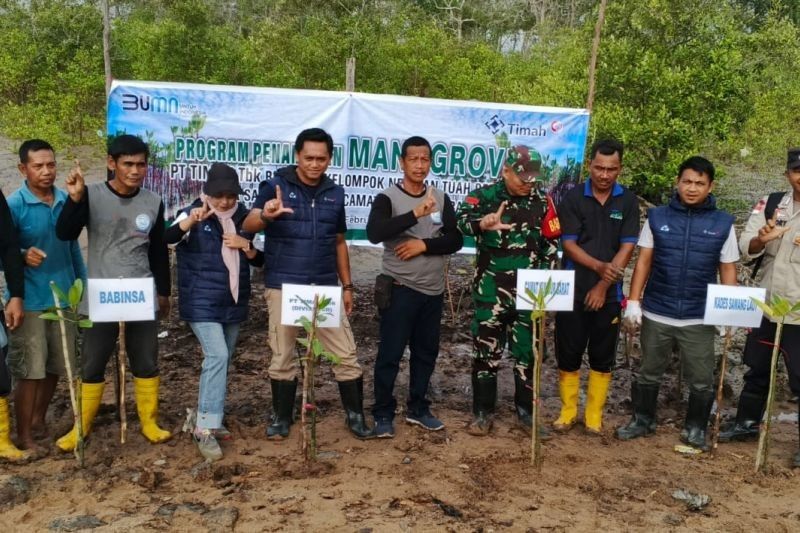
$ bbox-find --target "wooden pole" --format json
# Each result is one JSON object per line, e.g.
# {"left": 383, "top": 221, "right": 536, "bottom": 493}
{"left": 117, "top": 321, "right": 127, "bottom": 444}
{"left": 101, "top": 0, "right": 112, "bottom": 96}
{"left": 755, "top": 321, "right": 784, "bottom": 473}
{"left": 531, "top": 316, "right": 545, "bottom": 472}
{"left": 51, "top": 284, "right": 83, "bottom": 466}
{"left": 585, "top": 0, "right": 608, "bottom": 113}
{"left": 345, "top": 57, "right": 356, "bottom": 92}
{"left": 710, "top": 329, "right": 733, "bottom": 454}
{"left": 301, "top": 295, "right": 320, "bottom": 462}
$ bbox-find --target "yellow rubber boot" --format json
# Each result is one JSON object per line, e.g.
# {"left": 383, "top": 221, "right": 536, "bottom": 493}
{"left": 56, "top": 382, "right": 104, "bottom": 452}
{"left": 133, "top": 377, "right": 171, "bottom": 443}
{"left": 0, "top": 397, "right": 27, "bottom": 461}
{"left": 553, "top": 371, "right": 580, "bottom": 432}
{"left": 585, "top": 370, "right": 612, "bottom": 434}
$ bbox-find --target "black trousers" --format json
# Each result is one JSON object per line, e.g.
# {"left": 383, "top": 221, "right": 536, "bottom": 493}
{"left": 372, "top": 285, "right": 443, "bottom": 420}
{"left": 0, "top": 314, "right": 10, "bottom": 396}
{"left": 554, "top": 302, "right": 621, "bottom": 373}
{"left": 742, "top": 317, "right": 800, "bottom": 397}
{"left": 82, "top": 321, "right": 159, "bottom": 383}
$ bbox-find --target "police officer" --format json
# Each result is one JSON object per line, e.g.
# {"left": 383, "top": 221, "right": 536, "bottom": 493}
{"left": 720, "top": 147, "right": 800, "bottom": 467}
{"left": 457, "top": 145, "right": 559, "bottom": 436}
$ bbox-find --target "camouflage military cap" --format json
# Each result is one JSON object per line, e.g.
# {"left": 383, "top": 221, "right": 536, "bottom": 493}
{"left": 506, "top": 145, "right": 542, "bottom": 183}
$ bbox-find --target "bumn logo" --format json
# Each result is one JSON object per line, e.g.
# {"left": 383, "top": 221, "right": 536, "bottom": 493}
{"left": 121, "top": 93, "right": 179, "bottom": 114}
{"left": 484, "top": 114, "right": 505, "bottom": 135}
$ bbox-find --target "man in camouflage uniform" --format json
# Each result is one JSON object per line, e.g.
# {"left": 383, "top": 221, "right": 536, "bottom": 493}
{"left": 457, "top": 145, "right": 560, "bottom": 436}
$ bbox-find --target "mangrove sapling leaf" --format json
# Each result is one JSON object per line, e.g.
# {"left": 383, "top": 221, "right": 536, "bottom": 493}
{"left": 78, "top": 319, "right": 93, "bottom": 328}
{"left": 50, "top": 283, "right": 69, "bottom": 308}
{"left": 749, "top": 298, "right": 774, "bottom": 318}
{"left": 39, "top": 312, "right": 61, "bottom": 321}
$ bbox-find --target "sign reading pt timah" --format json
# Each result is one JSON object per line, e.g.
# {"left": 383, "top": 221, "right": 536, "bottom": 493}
{"left": 280, "top": 284, "right": 342, "bottom": 328}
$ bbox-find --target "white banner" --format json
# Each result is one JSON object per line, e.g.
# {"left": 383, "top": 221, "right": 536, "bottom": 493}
{"left": 515, "top": 270, "right": 575, "bottom": 312}
{"left": 87, "top": 278, "right": 155, "bottom": 322}
{"left": 703, "top": 284, "right": 767, "bottom": 327}
{"left": 107, "top": 80, "right": 590, "bottom": 247}
{"left": 280, "top": 284, "right": 342, "bottom": 328}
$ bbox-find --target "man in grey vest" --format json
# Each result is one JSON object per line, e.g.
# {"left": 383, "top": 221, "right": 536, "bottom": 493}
{"left": 55, "top": 134, "right": 172, "bottom": 450}
{"left": 366, "top": 136, "right": 463, "bottom": 437}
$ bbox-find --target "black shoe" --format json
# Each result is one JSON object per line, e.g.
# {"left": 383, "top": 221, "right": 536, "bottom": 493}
{"left": 513, "top": 372, "right": 551, "bottom": 440}
{"left": 718, "top": 391, "right": 766, "bottom": 443}
{"left": 680, "top": 390, "right": 714, "bottom": 451}
{"left": 266, "top": 379, "right": 297, "bottom": 439}
{"left": 616, "top": 382, "right": 659, "bottom": 441}
{"left": 467, "top": 372, "right": 497, "bottom": 436}
{"left": 338, "top": 377, "right": 373, "bottom": 439}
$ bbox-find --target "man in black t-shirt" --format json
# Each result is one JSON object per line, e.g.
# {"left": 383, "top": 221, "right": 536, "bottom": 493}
{"left": 554, "top": 139, "right": 639, "bottom": 435}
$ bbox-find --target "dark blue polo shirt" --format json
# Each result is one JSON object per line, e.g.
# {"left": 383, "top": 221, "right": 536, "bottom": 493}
{"left": 558, "top": 180, "right": 639, "bottom": 304}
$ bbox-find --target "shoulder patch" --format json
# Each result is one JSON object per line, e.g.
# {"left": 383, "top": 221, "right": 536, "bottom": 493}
{"left": 465, "top": 196, "right": 479, "bottom": 206}
{"left": 751, "top": 198, "right": 766, "bottom": 214}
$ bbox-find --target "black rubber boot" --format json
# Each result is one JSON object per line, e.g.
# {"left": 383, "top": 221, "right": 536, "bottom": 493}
{"left": 680, "top": 390, "right": 714, "bottom": 451}
{"left": 514, "top": 372, "right": 551, "bottom": 440}
{"left": 615, "top": 382, "right": 659, "bottom": 440}
{"left": 718, "top": 391, "right": 766, "bottom": 443}
{"left": 338, "top": 377, "right": 373, "bottom": 439}
{"left": 266, "top": 379, "right": 297, "bottom": 439}
{"left": 467, "top": 372, "right": 497, "bottom": 436}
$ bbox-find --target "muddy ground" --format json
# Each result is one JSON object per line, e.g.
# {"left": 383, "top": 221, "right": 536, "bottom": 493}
{"left": 0, "top": 142, "right": 799, "bottom": 531}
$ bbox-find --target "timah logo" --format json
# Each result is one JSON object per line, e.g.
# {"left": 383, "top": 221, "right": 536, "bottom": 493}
{"left": 484, "top": 114, "right": 505, "bottom": 134}
{"left": 121, "top": 93, "right": 179, "bottom": 113}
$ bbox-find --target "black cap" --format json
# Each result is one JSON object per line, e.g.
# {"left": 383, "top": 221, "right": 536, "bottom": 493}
{"left": 788, "top": 148, "right": 800, "bottom": 170}
{"left": 203, "top": 163, "right": 243, "bottom": 196}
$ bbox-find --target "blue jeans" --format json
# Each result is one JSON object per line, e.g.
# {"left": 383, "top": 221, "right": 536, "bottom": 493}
{"left": 372, "top": 285, "right": 443, "bottom": 420}
{"left": 190, "top": 322, "right": 240, "bottom": 429}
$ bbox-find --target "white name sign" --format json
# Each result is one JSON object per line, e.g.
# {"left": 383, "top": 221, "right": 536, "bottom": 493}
{"left": 703, "top": 284, "right": 767, "bottom": 327}
{"left": 515, "top": 270, "right": 575, "bottom": 312}
{"left": 88, "top": 278, "right": 156, "bottom": 322}
{"left": 281, "top": 284, "right": 342, "bottom": 328}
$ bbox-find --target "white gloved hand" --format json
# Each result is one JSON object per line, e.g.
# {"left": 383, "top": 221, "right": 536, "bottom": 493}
{"left": 623, "top": 300, "right": 642, "bottom": 331}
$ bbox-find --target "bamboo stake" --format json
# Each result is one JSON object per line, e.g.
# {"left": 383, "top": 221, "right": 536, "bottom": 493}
{"left": 711, "top": 328, "right": 733, "bottom": 454}
{"left": 531, "top": 316, "right": 545, "bottom": 471}
{"left": 755, "top": 321, "right": 784, "bottom": 473}
{"left": 300, "top": 295, "right": 319, "bottom": 462}
{"left": 444, "top": 258, "right": 457, "bottom": 327}
{"left": 51, "top": 284, "right": 83, "bottom": 466}
{"left": 118, "top": 321, "right": 127, "bottom": 444}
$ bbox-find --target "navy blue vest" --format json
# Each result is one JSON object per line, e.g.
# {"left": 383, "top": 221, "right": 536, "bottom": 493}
{"left": 263, "top": 166, "right": 344, "bottom": 288}
{"left": 643, "top": 194, "right": 734, "bottom": 319}
{"left": 176, "top": 202, "right": 253, "bottom": 324}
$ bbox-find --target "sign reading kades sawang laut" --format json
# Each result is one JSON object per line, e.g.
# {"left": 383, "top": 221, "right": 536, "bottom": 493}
{"left": 515, "top": 270, "right": 575, "bottom": 312}
{"left": 280, "top": 284, "right": 342, "bottom": 328}
{"left": 88, "top": 278, "right": 156, "bottom": 322}
{"left": 703, "top": 284, "right": 766, "bottom": 327}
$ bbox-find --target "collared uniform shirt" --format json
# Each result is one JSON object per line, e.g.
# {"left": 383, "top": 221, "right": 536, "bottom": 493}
{"left": 559, "top": 180, "right": 640, "bottom": 304}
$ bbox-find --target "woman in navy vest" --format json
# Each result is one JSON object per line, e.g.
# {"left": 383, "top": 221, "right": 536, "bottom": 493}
{"left": 165, "top": 163, "right": 263, "bottom": 461}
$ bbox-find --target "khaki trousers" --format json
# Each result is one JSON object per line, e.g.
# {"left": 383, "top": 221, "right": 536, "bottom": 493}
{"left": 265, "top": 288, "right": 362, "bottom": 381}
